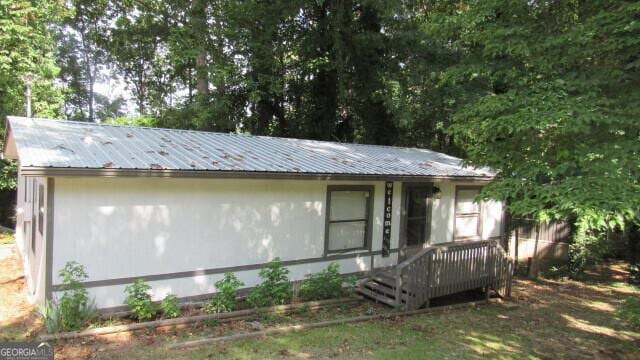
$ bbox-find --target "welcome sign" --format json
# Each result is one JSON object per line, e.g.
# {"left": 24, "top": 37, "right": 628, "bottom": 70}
{"left": 382, "top": 181, "right": 393, "bottom": 257}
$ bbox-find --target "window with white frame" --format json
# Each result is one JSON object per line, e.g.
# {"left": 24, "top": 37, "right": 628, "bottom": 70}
{"left": 454, "top": 187, "right": 482, "bottom": 240}
{"left": 325, "top": 186, "right": 372, "bottom": 253}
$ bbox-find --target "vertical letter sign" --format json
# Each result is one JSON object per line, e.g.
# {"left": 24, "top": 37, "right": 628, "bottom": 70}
{"left": 382, "top": 182, "right": 393, "bottom": 257}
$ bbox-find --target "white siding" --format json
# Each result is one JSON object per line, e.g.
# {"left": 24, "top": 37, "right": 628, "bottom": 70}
{"left": 430, "top": 182, "right": 456, "bottom": 244}
{"left": 52, "top": 177, "right": 402, "bottom": 308}
{"left": 56, "top": 254, "right": 397, "bottom": 309}
{"left": 49, "top": 176, "right": 501, "bottom": 309}
{"left": 429, "top": 182, "right": 503, "bottom": 244}
{"left": 482, "top": 200, "right": 503, "bottom": 239}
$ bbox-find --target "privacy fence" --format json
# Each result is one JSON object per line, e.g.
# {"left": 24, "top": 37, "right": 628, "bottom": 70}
{"left": 506, "top": 218, "right": 572, "bottom": 275}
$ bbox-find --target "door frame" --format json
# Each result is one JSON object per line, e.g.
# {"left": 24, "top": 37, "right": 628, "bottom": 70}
{"left": 398, "top": 182, "right": 433, "bottom": 261}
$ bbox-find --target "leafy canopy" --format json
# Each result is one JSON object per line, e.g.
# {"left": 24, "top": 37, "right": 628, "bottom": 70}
{"left": 425, "top": 0, "right": 639, "bottom": 231}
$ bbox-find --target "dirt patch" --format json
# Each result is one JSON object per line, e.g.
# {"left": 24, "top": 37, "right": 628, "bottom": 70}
{"left": 0, "top": 245, "right": 41, "bottom": 341}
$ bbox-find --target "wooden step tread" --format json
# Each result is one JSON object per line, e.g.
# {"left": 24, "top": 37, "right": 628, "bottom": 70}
{"left": 361, "top": 281, "right": 408, "bottom": 300}
{"left": 370, "top": 274, "right": 397, "bottom": 287}
{"left": 355, "top": 287, "right": 403, "bottom": 307}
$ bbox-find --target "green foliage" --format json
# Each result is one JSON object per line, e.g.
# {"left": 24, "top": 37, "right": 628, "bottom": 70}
{"left": 299, "top": 263, "right": 355, "bottom": 301}
{"left": 291, "top": 303, "right": 310, "bottom": 316}
{"left": 203, "top": 272, "right": 243, "bottom": 314}
{"left": 106, "top": 115, "right": 159, "bottom": 127}
{"left": 56, "top": 0, "right": 112, "bottom": 122}
{"left": 3, "top": 0, "right": 636, "bottom": 278}
{"left": 0, "top": 161, "right": 17, "bottom": 190}
{"left": 540, "top": 265, "right": 570, "bottom": 281}
{"left": 160, "top": 294, "right": 181, "bottom": 319}
{"left": 617, "top": 298, "right": 640, "bottom": 330}
{"left": 38, "top": 300, "right": 62, "bottom": 334}
{"left": 39, "top": 261, "right": 97, "bottom": 332}
{"left": 203, "top": 318, "right": 219, "bottom": 327}
{"left": 247, "top": 258, "right": 291, "bottom": 308}
{"left": 0, "top": 0, "right": 65, "bottom": 190}
{"left": 423, "top": 0, "right": 640, "bottom": 275}
{"left": 124, "top": 279, "right": 156, "bottom": 321}
{"left": 0, "top": 0, "right": 65, "bottom": 120}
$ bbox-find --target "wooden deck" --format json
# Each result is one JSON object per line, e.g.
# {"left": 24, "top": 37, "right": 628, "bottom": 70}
{"left": 357, "top": 240, "right": 513, "bottom": 310}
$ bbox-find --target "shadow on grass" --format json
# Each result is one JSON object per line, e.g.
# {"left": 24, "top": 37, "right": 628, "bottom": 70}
{"left": 2, "top": 244, "right": 639, "bottom": 360}
{"left": 80, "top": 262, "right": 640, "bottom": 359}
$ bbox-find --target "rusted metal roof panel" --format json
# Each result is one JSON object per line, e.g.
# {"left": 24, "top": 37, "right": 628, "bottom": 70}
{"left": 6, "top": 116, "right": 494, "bottom": 178}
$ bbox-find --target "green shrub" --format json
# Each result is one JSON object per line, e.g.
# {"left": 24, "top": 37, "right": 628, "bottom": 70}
{"left": 203, "top": 272, "right": 244, "bottom": 313}
{"left": 124, "top": 279, "right": 156, "bottom": 321}
{"left": 38, "top": 300, "right": 62, "bottom": 333}
{"left": 247, "top": 258, "right": 292, "bottom": 307}
{"left": 540, "top": 265, "right": 570, "bottom": 280}
{"left": 160, "top": 294, "right": 181, "bottom": 319}
{"left": 39, "top": 261, "right": 97, "bottom": 332}
{"left": 299, "top": 263, "right": 356, "bottom": 301}
{"left": 617, "top": 298, "right": 640, "bottom": 329}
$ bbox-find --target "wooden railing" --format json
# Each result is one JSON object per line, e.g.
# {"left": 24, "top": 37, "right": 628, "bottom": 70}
{"left": 394, "top": 240, "right": 514, "bottom": 310}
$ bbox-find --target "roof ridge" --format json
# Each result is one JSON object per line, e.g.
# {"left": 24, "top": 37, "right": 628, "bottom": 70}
{"left": 6, "top": 116, "right": 462, "bottom": 161}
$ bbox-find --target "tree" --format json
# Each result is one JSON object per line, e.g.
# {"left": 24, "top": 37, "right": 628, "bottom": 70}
{"left": 0, "top": 0, "right": 65, "bottom": 189}
{"left": 104, "top": 0, "right": 172, "bottom": 116}
{"left": 425, "top": 0, "right": 640, "bottom": 272}
{"left": 56, "top": 0, "right": 109, "bottom": 122}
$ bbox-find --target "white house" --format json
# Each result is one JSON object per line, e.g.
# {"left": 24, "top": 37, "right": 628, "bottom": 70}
{"left": 2, "top": 116, "right": 504, "bottom": 310}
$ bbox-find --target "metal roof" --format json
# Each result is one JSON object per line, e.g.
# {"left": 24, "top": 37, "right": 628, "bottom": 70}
{"left": 4, "top": 116, "right": 494, "bottom": 179}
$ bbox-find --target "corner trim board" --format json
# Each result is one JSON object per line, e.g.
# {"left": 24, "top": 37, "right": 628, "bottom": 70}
{"left": 45, "top": 177, "right": 54, "bottom": 301}
{"left": 51, "top": 249, "right": 400, "bottom": 291}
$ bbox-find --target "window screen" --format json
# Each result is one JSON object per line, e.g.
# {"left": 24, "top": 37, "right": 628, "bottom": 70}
{"left": 326, "top": 187, "right": 372, "bottom": 252}
{"left": 455, "top": 187, "right": 481, "bottom": 239}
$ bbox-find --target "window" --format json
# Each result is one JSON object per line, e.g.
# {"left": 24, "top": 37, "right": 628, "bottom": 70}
{"left": 404, "top": 185, "right": 432, "bottom": 247}
{"left": 325, "top": 186, "right": 373, "bottom": 253}
{"left": 37, "top": 183, "right": 44, "bottom": 237}
{"left": 454, "top": 187, "right": 482, "bottom": 240}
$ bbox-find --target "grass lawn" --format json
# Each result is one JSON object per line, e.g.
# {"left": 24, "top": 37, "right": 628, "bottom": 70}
{"left": 0, "top": 232, "right": 14, "bottom": 245}
{"left": 1, "top": 247, "right": 638, "bottom": 359}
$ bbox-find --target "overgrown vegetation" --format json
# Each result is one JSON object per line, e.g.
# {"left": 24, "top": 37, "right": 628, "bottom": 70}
{"left": 160, "top": 294, "right": 181, "bottom": 319}
{"left": 434, "top": 1, "right": 640, "bottom": 276}
{"left": 124, "top": 279, "right": 156, "bottom": 321}
{"left": 1, "top": 1, "right": 638, "bottom": 276}
{"left": 299, "top": 263, "right": 355, "bottom": 301}
{"left": 617, "top": 298, "right": 640, "bottom": 330}
{"left": 39, "top": 261, "right": 96, "bottom": 332}
{"left": 247, "top": 258, "right": 291, "bottom": 308}
{"left": 203, "top": 272, "right": 243, "bottom": 313}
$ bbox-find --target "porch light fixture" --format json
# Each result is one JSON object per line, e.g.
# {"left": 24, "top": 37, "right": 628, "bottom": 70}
{"left": 433, "top": 186, "right": 442, "bottom": 199}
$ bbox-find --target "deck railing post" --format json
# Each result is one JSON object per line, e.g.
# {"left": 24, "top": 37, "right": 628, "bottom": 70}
{"left": 386, "top": 240, "right": 514, "bottom": 310}
{"left": 394, "top": 267, "right": 404, "bottom": 310}
{"left": 422, "top": 253, "right": 432, "bottom": 309}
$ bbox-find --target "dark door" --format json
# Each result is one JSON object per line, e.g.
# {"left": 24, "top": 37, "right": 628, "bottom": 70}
{"left": 400, "top": 184, "right": 432, "bottom": 260}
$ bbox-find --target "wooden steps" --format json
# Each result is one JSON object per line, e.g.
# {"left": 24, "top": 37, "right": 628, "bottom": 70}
{"left": 355, "top": 271, "right": 411, "bottom": 307}
{"left": 356, "top": 240, "right": 514, "bottom": 310}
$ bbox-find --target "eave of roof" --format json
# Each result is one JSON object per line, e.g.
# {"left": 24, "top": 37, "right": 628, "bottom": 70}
{"left": 18, "top": 166, "right": 494, "bottom": 182}
{"left": 6, "top": 116, "right": 496, "bottom": 180}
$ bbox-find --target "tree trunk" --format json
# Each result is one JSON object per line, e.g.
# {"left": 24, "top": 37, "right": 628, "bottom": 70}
{"left": 196, "top": 52, "right": 208, "bottom": 95}
{"left": 194, "top": 0, "right": 208, "bottom": 96}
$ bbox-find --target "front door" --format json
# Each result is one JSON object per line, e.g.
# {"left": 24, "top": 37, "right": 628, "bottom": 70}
{"left": 400, "top": 183, "right": 433, "bottom": 261}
